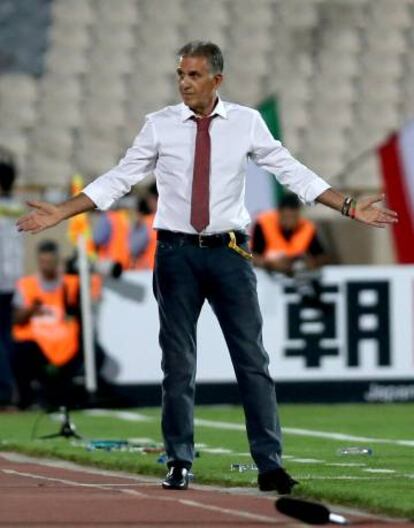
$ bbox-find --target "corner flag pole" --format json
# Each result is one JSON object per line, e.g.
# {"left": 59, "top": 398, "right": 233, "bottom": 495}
{"left": 77, "top": 234, "right": 97, "bottom": 394}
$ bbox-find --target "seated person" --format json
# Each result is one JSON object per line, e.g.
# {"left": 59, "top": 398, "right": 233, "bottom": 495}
{"left": 252, "top": 193, "right": 329, "bottom": 276}
{"left": 12, "top": 240, "right": 102, "bottom": 409}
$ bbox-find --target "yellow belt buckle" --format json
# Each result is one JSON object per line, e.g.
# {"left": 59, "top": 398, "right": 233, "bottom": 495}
{"left": 228, "top": 231, "right": 253, "bottom": 260}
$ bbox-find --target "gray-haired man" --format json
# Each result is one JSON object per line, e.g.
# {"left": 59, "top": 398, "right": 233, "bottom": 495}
{"left": 17, "top": 41, "right": 398, "bottom": 491}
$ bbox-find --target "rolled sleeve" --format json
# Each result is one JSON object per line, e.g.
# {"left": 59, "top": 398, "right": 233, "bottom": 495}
{"left": 249, "top": 111, "right": 330, "bottom": 205}
{"left": 83, "top": 117, "right": 158, "bottom": 211}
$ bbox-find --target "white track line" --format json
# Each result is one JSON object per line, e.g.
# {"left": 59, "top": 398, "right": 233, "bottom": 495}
{"left": 0, "top": 453, "right": 394, "bottom": 522}
{"left": 84, "top": 410, "right": 414, "bottom": 448}
{"left": 2, "top": 469, "right": 117, "bottom": 491}
{"left": 1, "top": 467, "right": 278, "bottom": 524}
{"left": 178, "top": 499, "right": 277, "bottom": 523}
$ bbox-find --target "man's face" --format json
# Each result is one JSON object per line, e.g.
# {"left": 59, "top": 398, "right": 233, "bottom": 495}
{"left": 177, "top": 56, "right": 223, "bottom": 111}
{"left": 38, "top": 251, "right": 60, "bottom": 279}
{"left": 279, "top": 208, "right": 301, "bottom": 231}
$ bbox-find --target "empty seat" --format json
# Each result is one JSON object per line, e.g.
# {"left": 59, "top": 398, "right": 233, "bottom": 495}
{"left": 39, "top": 76, "right": 82, "bottom": 102}
{"left": 0, "top": 73, "right": 37, "bottom": 102}
{"left": 0, "top": 131, "right": 28, "bottom": 166}
{"left": 30, "top": 155, "right": 74, "bottom": 187}
{"left": 45, "top": 48, "right": 89, "bottom": 75}
{"left": 0, "top": 100, "right": 37, "bottom": 128}
{"left": 82, "top": 100, "right": 126, "bottom": 128}
{"left": 48, "top": 24, "right": 90, "bottom": 50}
{"left": 37, "top": 101, "right": 82, "bottom": 128}
{"left": 95, "top": 0, "right": 138, "bottom": 25}
{"left": 30, "top": 128, "right": 73, "bottom": 160}
{"left": 88, "top": 51, "right": 133, "bottom": 75}
{"left": 277, "top": 0, "right": 319, "bottom": 28}
{"left": 76, "top": 140, "right": 122, "bottom": 178}
{"left": 92, "top": 27, "right": 136, "bottom": 51}
{"left": 51, "top": 0, "right": 94, "bottom": 25}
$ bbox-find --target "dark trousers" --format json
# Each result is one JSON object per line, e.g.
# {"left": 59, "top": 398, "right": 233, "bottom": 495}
{"left": 0, "top": 292, "right": 15, "bottom": 404}
{"left": 153, "top": 239, "right": 282, "bottom": 473}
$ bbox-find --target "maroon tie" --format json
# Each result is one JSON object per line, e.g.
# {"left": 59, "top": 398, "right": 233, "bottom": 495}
{"left": 190, "top": 115, "right": 214, "bottom": 232}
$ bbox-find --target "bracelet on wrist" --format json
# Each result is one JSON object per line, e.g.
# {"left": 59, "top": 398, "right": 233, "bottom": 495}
{"left": 341, "top": 196, "right": 353, "bottom": 217}
{"left": 341, "top": 196, "right": 357, "bottom": 219}
{"left": 349, "top": 199, "right": 357, "bottom": 219}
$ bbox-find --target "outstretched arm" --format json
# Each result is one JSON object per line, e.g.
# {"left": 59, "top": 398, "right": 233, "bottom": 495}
{"left": 17, "top": 116, "right": 158, "bottom": 235}
{"left": 316, "top": 188, "right": 398, "bottom": 228}
{"left": 250, "top": 111, "right": 398, "bottom": 228}
{"left": 16, "top": 193, "right": 95, "bottom": 234}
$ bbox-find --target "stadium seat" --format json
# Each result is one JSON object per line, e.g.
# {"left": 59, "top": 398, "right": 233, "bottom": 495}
{"left": 39, "top": 76, "right": 82, "bottom": 103}
{"left": 0, "top": 73, "right": 37, "bottom": 102}
{"left": 30, "top": 128, "right": 73, "bottom": 160}
{"left": 37, "top": 100, "right": 82, "bottom": 128}
{"left": 45, "top": 48, "right": 89, "bottom": 75}
{"left": 76, "top": 139, "right": 122, "bottom": 178}
{"left": 31, "top": 154, "right": 74, "bottom": 187}
{"left": 48, "top": 24, "right": 90, "bottom": 50}
{"left": 51, "top": 0, "right": 94, "bottom": 25}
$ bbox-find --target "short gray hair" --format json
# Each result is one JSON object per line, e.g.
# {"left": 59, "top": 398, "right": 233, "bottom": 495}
{"left": 177, "top": 41, "right": 224, "bottom": 74}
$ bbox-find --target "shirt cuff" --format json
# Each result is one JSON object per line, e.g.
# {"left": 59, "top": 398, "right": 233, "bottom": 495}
{"left": 303, "top": 178, "right": 331, "bottom": 206}
{"left": 82, "top": 182, "right": 114, "bottom": 211}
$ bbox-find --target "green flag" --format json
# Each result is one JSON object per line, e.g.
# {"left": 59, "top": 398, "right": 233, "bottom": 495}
{"left": 256, "top": 96, "right": 285, "bottom": 206}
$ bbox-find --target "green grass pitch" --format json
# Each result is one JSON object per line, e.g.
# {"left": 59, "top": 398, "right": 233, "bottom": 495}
{"left": 1, "top": 403, "right": 413, "bottom": 518}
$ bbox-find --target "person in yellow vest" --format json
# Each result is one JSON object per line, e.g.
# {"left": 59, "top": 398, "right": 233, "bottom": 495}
{"left": 12, "top": 240, "right": 101, "bottom": 409}
{"left": 252, "top": 193, "right": 329, "bottom": 275}
{"left": 130, "top": 183, "right": 158, "bottom": 270}
{"left": 93, "top": 207, "right": 131, "bottom": 270}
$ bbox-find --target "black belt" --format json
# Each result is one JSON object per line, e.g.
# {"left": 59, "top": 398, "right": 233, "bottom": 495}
{"left": 157, "top": 229, "right": 248, "bottom": 248}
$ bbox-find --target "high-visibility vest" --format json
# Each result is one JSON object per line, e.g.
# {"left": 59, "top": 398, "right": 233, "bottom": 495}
{"left": 97, "top": 210, "right": 131, "bottom": 269}
{"left": 132, "top": 214, "right": 157, "bottom": 270}
{"left": 13, "top": 275, "right": 81, "bottom": 367}
{"left": 256, "top": 210, "right": 316, "bottom": 258}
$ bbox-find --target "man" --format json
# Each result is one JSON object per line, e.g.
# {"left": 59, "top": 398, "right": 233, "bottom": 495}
{"left": 16, "top": 41, "right": 397, "bottom": 492}
{"left": 0, "top": 149, "right": 24, "bottom": 408}
{"left": 130, "top": 183, "right": 158, "bottom": 270}
{"left": 12, "top": 240, "right": 101, "bottom": 409}
{"left": 252, "top": 193, "right": 329, "bottom": 275}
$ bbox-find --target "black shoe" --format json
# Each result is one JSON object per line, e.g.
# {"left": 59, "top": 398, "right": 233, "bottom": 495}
{"left": 258, "top": 467, "right": 299, "bottom": 494}
{"left": 162, "top": 466, "right": 190, "bottom": 490}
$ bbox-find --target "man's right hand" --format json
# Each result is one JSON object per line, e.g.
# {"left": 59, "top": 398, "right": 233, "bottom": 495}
{"left": 16, "top": 193, "right": 96, "bottom": 234}
{"left": 16, "top": 200, "right": 64, "bottom": 234}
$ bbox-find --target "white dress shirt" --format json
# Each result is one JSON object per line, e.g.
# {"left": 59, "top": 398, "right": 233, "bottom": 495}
{"left": 83, "top": 98, "right": 330, "bottom": 234}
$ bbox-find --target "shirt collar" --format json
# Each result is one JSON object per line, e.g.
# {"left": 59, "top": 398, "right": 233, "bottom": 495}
{"left": 180, "top": 96, "right": 227, "bottom": 122}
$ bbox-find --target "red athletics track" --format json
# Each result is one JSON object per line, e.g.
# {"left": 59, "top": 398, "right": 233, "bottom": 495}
{"left": 0, "top": 453, "right": 412, "bottom": 528}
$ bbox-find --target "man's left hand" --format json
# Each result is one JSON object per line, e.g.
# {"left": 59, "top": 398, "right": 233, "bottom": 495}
{"left": 354, "top": 194, "right": 398, "bottom": 228}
